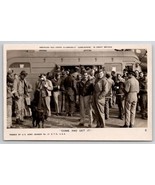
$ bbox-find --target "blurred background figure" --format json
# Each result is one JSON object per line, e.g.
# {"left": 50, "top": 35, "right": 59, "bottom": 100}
{"left": 115, "top": 74, "right": 125, "bottom": 120}
{"left": 111, "top": 71, "right": 117, "bottom": 107}
{"left": 7, "top": 70, "right": 15, "bottom": 128}
{"left": 51, "top": 72, "right": 62, "bottom": 116}
{"left": 105, "top": 73, "right": 114, "bottom": 120}
{"left": 63, "top": 71, "right": 77, "bottom": 116}
{"left": 139, "top": 72, "right": 147, "bottom": 119}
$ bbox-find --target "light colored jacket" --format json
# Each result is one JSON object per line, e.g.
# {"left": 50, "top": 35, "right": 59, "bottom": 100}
{"left": 94, "top": 77, "right": 109, "bottom": 99}
{"left": 125, "top": 76, "right": 139, "bottom": 102}
{"left": 35, "top": 79, "right": 53, "bottom": 97}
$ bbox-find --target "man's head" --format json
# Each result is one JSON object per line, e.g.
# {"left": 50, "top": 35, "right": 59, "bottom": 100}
{"left": 128, "top": 71, "right": 135, "bottom": 78}
{"left": 39, "top": 73, "right": 46, "bottom": 81}
{"left": 135, "top": 70, "right": 139, "bottom": 77}
{"left": 117, "top": 73, "right": 122, "bottom": 81}
{"left": 55, "top": 72, "right": 61, "bottom": 80}
{"left": 98, "top": 69, "right": 104, "bottom": 79}
{"left": 20, "top": 70, "right": 27, "bottom": 80}
{"left": 135, "top": 63, "right": 140, "bottom": 67}
{"left": 139, "top": 72, "right": 144, "bottom": 78}
{"left": 144, "top": 72, "right": 147, "bottom": 79}
{"left": 111, "top": 71, "right": 116, "bottom": 77}
{"left": 90, "top": 69, "right": 95, "bottom": 77}
{"left": 77, "top": 74, "right": 82, "bottom": 81}
{"left": 106, "top": 73, "right": 111, "bottom": 79}
{"left": 83, "top": 72, "right": 88, "bottom": 81}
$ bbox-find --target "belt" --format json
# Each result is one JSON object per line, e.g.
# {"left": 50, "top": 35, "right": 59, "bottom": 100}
{"left": 129, "top": 91, "right": 137, "bottom": 93}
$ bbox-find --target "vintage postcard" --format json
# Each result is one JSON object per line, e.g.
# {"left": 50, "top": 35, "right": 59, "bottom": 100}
{"left": 3, "top": 44, "right": 152, "bottom": 140}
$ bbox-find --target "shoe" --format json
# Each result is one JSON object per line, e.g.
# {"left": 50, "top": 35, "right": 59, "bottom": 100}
{"left": 96, "top": 125, "right": 101, "bottom": 128}
{"left": 16, "top": 119, "right": 21, "bottom": 124}
{"left": 129, "top": 125, "right": 133, "bottom": 128}
{"left": 121, "top": 124, "right": 128, "bottom": 128}
{"left": 79, "top": 123, "right": 84, "bottom": 127}
{"left": 69, "top": 113, "right": 73, "bottom": 117}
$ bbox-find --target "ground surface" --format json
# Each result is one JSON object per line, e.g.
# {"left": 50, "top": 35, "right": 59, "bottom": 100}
{"left": 11, "top": 106, "right": 147, "bottom": 129}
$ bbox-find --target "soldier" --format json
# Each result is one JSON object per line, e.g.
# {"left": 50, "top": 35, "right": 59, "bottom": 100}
{"left": 122, "top": 69, "right": 128, "bottom": 81}
{"left": 123, "top": 71, "right": 139, "bottom": 128}
{"left": 13, "top": 71, "right": 31, "bottom": 124}
{"left": 51, "top": 72, "right": 62, "bottom": 116}
{"left": 111, "top": 71, "right": 117, "bottom": 107}
{"left": 115, "top": 74, "right": 125, "bottom": 120}
{"left": 7, "top": 71, "right": 15, "bottom": 128}
{"left": 139, "top": 72, "right": 147, "bottom": 119}
{"left": 105, "top": 73, "right": 114, "bottom": 120}
{"left": 77, "top": 72, "right": 94, "bottom": 127}
{"left": 63, "top": 71, "right": 77, "bottom": 116}
{"left": 93, "top": 69, "right": 108, "bottom": 128}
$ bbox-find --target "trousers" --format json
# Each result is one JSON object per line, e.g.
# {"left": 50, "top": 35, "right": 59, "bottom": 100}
{"left": 16, "top": 96, "right": 25, "bottom": 121}
{"left": 125, "top": 100, "right": 137, "bottom": 127}
{"left": 43, "top": 96, "right": 51, "bottom": 117}
{"left": 79, "top": 95, "right": 93, "bottom": 125}
{"left": 53, "top": 91, "right": 62, "bottom": 113}
{"left": 93, "top": 96, "right": 105, "bottom": 127}
{"left": 7, "top": 105, "right": 12, "bottom": 128}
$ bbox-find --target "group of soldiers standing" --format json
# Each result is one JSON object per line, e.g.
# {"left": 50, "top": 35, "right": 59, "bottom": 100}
{"left": 7, "top": 64, "right": 147, "bottom": 128}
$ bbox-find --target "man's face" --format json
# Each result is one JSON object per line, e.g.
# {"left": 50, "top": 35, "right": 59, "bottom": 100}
{"left": 117, "top": 74, "right": 121, "bottom": 80}
{"left": 40, "top": 75, "right": 46, "bottom": 81}
{"left": 98, "top": 71, "right": 104, "bottom": 79}
{"left": 20, "top": 74, "right": 25, "bottom": 80}
{"left": 139, "top": 72, "right": 144, "bottom": 78}
{"left": 83, "top": 73, "right": 88, "bottom": 81}
{"left": 57, "top": 74, "right": 61, "bottom": 80}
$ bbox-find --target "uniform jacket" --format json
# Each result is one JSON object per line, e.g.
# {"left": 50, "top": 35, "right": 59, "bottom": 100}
{"left": 14, "top": 78, "right": 31, "bottom": 97}
{"left": 94, "top": 77, "right": 109, "bottom": 100}
{"left": 125, "top": 76, "right": 139, "bottom": 102}
{"left": 77, "top": 79, "right": 94, "bottom": 96}
{"left": 51, "top": 78, "right": 62, "bottom": 92}
{"left": 63, "top": 75, "right": 77, "bottom": 101}
{"left": 106, "top": 78, "right": 114, "bottom": 98}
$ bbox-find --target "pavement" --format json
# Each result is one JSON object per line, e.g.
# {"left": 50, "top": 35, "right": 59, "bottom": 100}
{"left": 11, "top": 106, "right": 147, "bottom": 129}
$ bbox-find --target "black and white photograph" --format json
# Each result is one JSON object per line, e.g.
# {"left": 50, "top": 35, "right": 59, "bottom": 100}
{"left": 3, "top": 44, "right": 152, "bottom": 140}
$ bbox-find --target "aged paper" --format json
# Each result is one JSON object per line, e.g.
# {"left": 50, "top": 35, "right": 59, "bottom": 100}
{"left": 3, "top": 44, "right": 152, "bottom": 140}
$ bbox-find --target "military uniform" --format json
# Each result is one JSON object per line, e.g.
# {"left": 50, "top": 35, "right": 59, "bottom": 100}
{"left": 77, "top": 79, "right": 94, "bottom": 126}
{"left": 139, "top": 77, "right": 147, "bottom": 119}
{"left": 14, "top": 77, "right": 30, "bottom": 122}
{"left": 93, "top": 77, "right": 108, "bottom": 128}
{"left": 105, "top": 78, "right": 114, "bottom": 119}
{"left": 51, "top": 78, "right": 62, "bottom": 115}
{"left": 115, "top": 79, "right": 125, "bottom": 119}
{"left": 124, "top": 76, "right": 139, "bottom": 127}
{"left": 63, "top": 75, "right": 77, "bottom": 116}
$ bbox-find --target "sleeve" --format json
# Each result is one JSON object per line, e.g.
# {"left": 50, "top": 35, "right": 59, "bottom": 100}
{"left": 73, "top": 79, "right": 78, "bottom": 95}
{"left": 47, "top": 80, "right": 53, "bottom": 91}
{"left": 13, "top": 79, "right": 19, "bottom": 96}
{"left": 125, "top": 80, "right": 130, "bottom": 93}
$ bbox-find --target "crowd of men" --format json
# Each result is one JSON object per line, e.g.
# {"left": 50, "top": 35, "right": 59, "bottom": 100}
{"left": 6, "top": 64, "right": 147, "bottom": 128}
